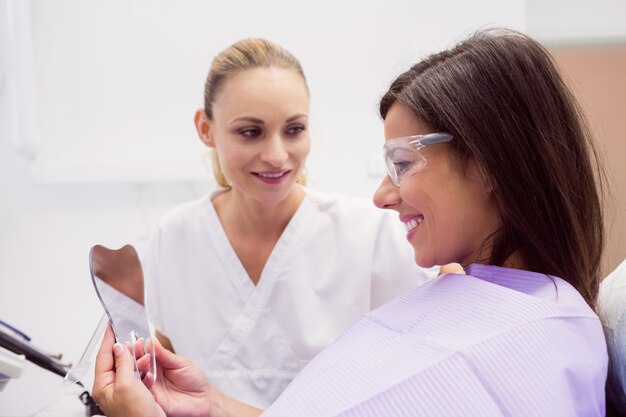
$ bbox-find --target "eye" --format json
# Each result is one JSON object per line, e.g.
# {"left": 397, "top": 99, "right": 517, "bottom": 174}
{"left": 393, "top": 161, "right": 413, "bottom": 174}
{"left": 238, "top": 127, "right": 262, "bottom": 138}
{"left": 285, "top": 124, "right": 306, "bottom": 137}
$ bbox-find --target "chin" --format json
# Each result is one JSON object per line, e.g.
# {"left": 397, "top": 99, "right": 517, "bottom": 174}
{"left": 413, "top": 252, "right": 436, "bottom": 269}
{"left": 256, "top": 188, "right": 295, "bottom": 205}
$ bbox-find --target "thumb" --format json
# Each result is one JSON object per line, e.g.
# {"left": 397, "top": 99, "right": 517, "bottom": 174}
{"left": 113, "top": 343, "right": 137, "bottom": 384}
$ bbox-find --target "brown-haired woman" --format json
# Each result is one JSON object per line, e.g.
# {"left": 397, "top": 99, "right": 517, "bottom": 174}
{"left": 140, "top": 38, "right": 435, "bottom": 409}
{"left": 94, "top": 30, "right": 608, "bottom": 416}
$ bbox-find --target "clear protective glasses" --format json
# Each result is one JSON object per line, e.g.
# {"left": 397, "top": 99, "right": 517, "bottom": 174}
{"left": 383, "top": 132, "right": 454, "bottom": 186}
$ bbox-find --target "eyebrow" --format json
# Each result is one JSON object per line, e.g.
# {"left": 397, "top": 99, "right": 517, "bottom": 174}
{"left": 230, "top": 114, "right": 308, "bottom": 125}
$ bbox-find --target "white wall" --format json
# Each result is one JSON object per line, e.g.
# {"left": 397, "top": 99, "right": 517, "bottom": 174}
{"left": 0, "top": 1, "right": 527, "bottom": 415}
{"left": 526, "top": 0, "right": 626, "bottom": 44}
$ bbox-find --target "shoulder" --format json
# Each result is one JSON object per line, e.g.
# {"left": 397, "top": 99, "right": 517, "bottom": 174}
{"left": 384, "top": 268, "right": 604, "bottom": 342}
{"left": 157, "top": 194, "right": 214, "bottom": 231}
{"left": 421, "top": 271, "right": 607, "bottom": 411}
{"left": 301, "top": 188, "right": 410, "bottom": 247}
{"left": 142, "top": 193, "right": 220, "bottom": 266}
{"left": 304, "top": 187, "right": 376, "bottom": 212}
{"left": 303, "top": 187, "right": 396, "bottom": 227}
{"left": 445, "top": 312, "right": 607, "bottom": 415}
{"left": 461, "top": 264, "right": 599, "bottom": 318}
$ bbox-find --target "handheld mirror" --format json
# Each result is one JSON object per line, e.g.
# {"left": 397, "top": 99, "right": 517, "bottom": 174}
{"left": 89, "top": 244, "right": 156, "bottom": 382}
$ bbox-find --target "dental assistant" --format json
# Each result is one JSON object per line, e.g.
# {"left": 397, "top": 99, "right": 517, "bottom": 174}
{"left": 142, "top": 38, "right": 435, "bottom": 408}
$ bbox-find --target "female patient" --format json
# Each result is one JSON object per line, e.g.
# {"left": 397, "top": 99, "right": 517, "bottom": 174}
{"left": 94, "top": 29, "right": 608, "bottom": 416}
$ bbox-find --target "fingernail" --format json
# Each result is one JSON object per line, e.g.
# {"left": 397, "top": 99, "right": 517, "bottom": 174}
{"left": 113, "top": 343, "right": 124, "bottom": 355}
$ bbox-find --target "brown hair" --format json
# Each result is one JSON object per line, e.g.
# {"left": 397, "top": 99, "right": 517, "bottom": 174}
{"left": 203, "top": 39, "right": 309, "bottom": 188}
{"left": 380, "top": 29, "right": 605, "bottom": 308}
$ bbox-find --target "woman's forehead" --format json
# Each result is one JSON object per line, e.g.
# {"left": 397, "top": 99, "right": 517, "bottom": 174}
{"left": 384, "top": 103, "right": 431, "bottom": 140}
{"left": 213, "top": 68, "right": 310, "bottom": 122}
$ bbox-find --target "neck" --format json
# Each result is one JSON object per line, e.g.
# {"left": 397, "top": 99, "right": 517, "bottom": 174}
{"left": 502, "top": 251, "right": 526, "bottom": 270}
{"left": 462, "top": 249, "right": 526, "bottom": 271}
{"left": 213, "top": 186, "right": 305, "bottom": 241}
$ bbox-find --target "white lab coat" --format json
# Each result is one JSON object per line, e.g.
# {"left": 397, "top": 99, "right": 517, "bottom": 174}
{"left": 143, "top": 187, "right": 435, "bottom": 408}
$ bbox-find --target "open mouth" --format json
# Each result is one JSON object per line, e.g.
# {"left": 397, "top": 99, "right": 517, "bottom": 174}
{"left": 404, "top": 214, "right": 424, "bottom": 232}
{"left": 252, "top": 169, "right": 291, "bottom": 183}
{"left": 253, "top": 170, "right": 290, "bottom": 178}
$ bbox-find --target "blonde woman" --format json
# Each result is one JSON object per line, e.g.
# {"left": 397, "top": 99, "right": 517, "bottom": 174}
{"left": 142, "top": 39, "right": 435, "bottom": 409}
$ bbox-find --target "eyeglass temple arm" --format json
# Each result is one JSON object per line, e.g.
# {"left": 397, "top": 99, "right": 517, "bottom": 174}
{"left": 417, "top": 132, "right": 454, "bottom": 146}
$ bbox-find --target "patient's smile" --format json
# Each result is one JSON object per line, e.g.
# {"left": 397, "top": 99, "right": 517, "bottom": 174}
{"left": 403, "top": 215, "right": 424, "bottom": 232}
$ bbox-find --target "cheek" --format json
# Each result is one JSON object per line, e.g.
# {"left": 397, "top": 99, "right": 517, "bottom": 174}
{"left": 426, "top": 203, "right": 463, "bottom": 248}
{"left": 216, "top": 144, "right": 250, "bottom": 174}
{"left": 431, "top": 185, "right": 486, "bottom": 229}
{"left": 400, "top": 177, "right": 450, "bottom": 220}
{"left": 293, "top": 136, "right": 311, "bottom": 161}
{"left": 436, "top": 191, "right": 498, "bottom": 259}
{"left": 403, "top": 181, "right": 474, "bottom": 242}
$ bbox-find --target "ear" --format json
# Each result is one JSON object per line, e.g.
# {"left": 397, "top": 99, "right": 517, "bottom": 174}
{"left": 194, "top": 109, "right": 215, "bottom": 148}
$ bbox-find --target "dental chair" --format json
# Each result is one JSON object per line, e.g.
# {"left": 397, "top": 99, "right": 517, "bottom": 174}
{"left": 599, "top": 259, "right": 626, "bottom": 416}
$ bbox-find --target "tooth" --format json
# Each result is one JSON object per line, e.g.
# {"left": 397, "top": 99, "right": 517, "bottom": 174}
{"left": 405, "top": 219, "right": 419, "bottom": 231}
{"left": 260, "top": 172, "right": 283, "bottom": 178}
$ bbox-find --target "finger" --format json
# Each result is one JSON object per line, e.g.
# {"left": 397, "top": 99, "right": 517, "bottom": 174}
{"left": 93, "top": 324, "right": 116, "bottom": 404}
{"left": 112, "top": 342, "right": 138, "bottom": 385}
{"left": 94, "top": 324, "right": 116, "bottom": 378}
{"left": 142, "top": 371, "right": 155, "bottom": 390}
{"left": 133, "top": 337, "right": 145, "bottom": 358}
{"left": 136, "top": 354, "right": 152, "bottom": 375}
{"left": 439, "top": 263, "right": 465, "bottom": 276}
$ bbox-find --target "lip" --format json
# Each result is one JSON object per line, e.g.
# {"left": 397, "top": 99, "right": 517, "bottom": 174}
{"left": 251, "top": 169, "right": 291, "bottom": 184}
{"left": 399, "top": 213, "right": 424, "bottom": 241}
{"left": 399, "top": 213, "right": 423, "bottom": 223}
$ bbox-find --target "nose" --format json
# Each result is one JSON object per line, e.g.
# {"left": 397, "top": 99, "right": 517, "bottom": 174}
{"left": 373, "top": 176, "right": 401, "bottom": 210}
{"left": 260, "top": 135, "right": 289, "bottom": 167}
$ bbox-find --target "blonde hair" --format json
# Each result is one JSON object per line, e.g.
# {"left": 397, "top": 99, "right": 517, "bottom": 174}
{"left": 204, "top": 39, "right": 309, "bottom": 188}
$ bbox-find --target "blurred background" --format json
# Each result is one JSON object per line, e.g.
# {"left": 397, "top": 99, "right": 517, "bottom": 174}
{"left": 0, "top": 0, "right": 624, "bottom": 415}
